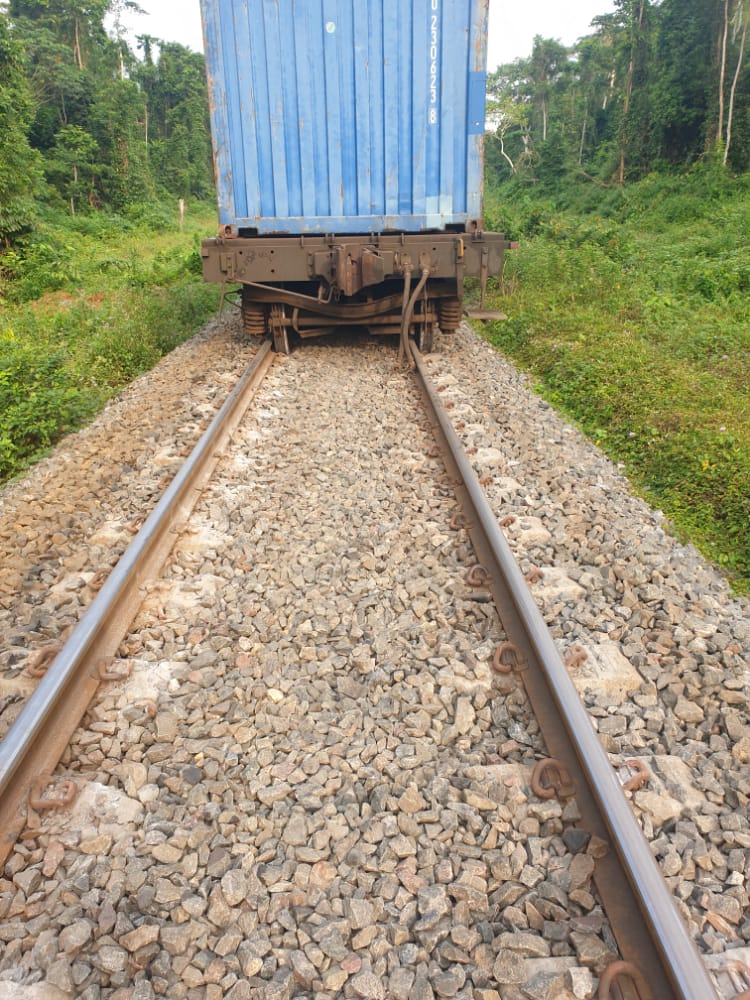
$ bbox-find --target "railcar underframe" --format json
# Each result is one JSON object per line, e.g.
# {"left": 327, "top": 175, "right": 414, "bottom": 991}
{"left": 201, "top": 231, "right": 512, "bottom": 354}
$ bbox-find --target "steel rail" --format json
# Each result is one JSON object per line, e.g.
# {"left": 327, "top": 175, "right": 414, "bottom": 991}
{"left": 0, "top": 342, "right": 275, "bottom": 863}
{"left": 410, "top": 343, "right": 717, "bottom": 1000}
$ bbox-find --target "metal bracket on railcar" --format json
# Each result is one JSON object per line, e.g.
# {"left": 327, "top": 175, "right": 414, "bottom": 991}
{"left": 201, "top": 231, "right": 515, "bottom": 351}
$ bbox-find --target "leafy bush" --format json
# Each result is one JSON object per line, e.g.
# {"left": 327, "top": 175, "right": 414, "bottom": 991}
{"left": 481, "top": 170, "right": 750, "bottom": 593}
{"left": 0, "top": 203, "right": 221, "bottom": 482}
{"left": 1, "top": 239, "right": 80, "bottom": 303}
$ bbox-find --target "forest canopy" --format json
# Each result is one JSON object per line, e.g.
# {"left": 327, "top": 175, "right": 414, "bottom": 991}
{"left": 486, "top": 0, "right": 750, "bottom": 186}
{"left": 0, "top": 0, "right": 213, "bottom": 244}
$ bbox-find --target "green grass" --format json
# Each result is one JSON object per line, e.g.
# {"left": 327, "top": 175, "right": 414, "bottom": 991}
{"left": 0, "top": 202, "right": 221, "bottom": 482}
{"left": 482, "top": 166, "right": 750, "bottom": 594}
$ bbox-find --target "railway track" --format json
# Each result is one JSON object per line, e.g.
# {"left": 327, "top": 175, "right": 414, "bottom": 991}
{"left": 0, "top": 329, "right": 747, "bottom": 1000}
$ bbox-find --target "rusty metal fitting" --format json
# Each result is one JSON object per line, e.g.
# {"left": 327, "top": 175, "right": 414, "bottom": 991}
{"left": 466, "top": 446, "right": 477, "bottom": 456}
{"left": 29, "top": 779, "right": 78, "bottom": 812}
{"left": 565, "top": 645, "right": 589, "bottom": 669}
{"left": 492, "top": 642, "right": 527, "bottom": 674}
{"left": 427, "top": 446, "right": 441, "bottom": 459}
{"left": 479, "top": 475, "right": 493, "bottom": 486}
{"left": 98, "top": 658, "right": 133, "bottom": 682}
{"left": 465, "top": 565, "right": 492, "bottom": 588}
{"left": 621, "top": 759, "right": 651, "bottom": 792}
{"left": 126, "top": 518, "right": 144, "bottom": 535}
{"left": 531, "top": 758, "right": 576, "bottom": 800}
{"left": 597, "top": 960, "right": 648, "bottom": 1000}
{"left": 525, "top": 567, "right": 545, "bottom": 584}
{"left": 499, "top": 515, "right": 517, "bottom": 529}
{"left": 450, "top": 512, "right": 472, "bottom": 531}
{"left": 26, "top": 645, "right": 62, "bottom": 678}
{"left": 88, "top": 567, "right": 110, "bottom": 594}
{"left": 444, "top": 401, "right": 455, "bottom": 410}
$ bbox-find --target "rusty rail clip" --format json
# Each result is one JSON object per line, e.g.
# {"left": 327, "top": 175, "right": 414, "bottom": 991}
{"left": 531, "top": 758, "right": 576, "bottom": 800}
{"left": 525, "top": 567, "right": 545, "bottom": 585}
{"left": 597, "top": 960, "right": 649, "bottom": 999}
{"left": 450, "top": 512, "right": 472, "bottom": 531}
{"left": 620, "top": 759, "right": 651, "bottom": 792}
{"left": 492, "top": 642, "right": 528, "bottom": 674}
{"left": 465, "top": 565, "right": 492, "bottom": 588}
{"left": 98, "top": 658, "right": 133, "bottom": 682}
{"left": 26, "top": 645, "right": 62, "bottom": 678}
{"left": 29, "top": 779, "right": 78, "bottom": 812}
{"left": 88, "top": 567, "right": 111, "bottom": 594}
{"left": 499, "top": 515, "right": 517, "bottom": 529}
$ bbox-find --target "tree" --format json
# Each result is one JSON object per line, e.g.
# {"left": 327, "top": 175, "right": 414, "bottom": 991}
{"left": 88, "top": 73, "right": 153, "bottom": 209}
{"left": 724, "top": 0, "right": 750, "bottom": 166}
{"left": 486, "top": 61, "right": 533, "bottom": 178}
{"left": 133, "top": 41, "right": 213, "bottom": 199}
{"left": 528, "top": 36, "right": 568, "bottom": 144}
{"left": 45, "top": 123, "right": 99, "bottom": 212}
{"left": 9, "top": 0, "right": 111, "bottom": 70}
{"left": 617, "top": 0, "right": 648, "bottom": 184}
{"left": 0, "top": 12, "right": 41, "bottom": 242}
{"left": 652, "top": 0, "right": 721, "bottom": 164}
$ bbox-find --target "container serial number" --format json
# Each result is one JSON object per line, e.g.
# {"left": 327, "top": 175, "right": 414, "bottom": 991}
{"left": 429, "top": 2, "right": 439, "bottom": 125}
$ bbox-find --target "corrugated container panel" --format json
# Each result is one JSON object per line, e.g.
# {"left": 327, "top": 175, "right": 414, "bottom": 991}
{"left": 200, "top": 0, "right": 488, "bottom": 235}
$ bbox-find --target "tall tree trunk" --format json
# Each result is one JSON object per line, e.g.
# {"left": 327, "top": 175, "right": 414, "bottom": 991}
{"left": 603, "top": 69, "right": 616, "bottom": 111}
{"left": 618, "top": 0, "right": 646, "bottom": 185}
{"left": 73, "top": 16, "right": 83, "bottom": 70}
{"left": 718, "top": 0, "right": 730, "bottom": 147}
{"left": 725, "top": 8, "right": 748, "bottom": 164}
{"left": 578, "top": 111, "right": 588, "bottom": 165}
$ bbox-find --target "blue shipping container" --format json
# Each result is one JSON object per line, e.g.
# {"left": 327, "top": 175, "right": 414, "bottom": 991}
{"left": 200, "top": 0, "right": 489, "bottom": 235}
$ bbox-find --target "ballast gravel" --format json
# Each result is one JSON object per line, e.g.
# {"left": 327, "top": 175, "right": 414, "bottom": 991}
{"left": 429, "top": 328, "right": 750, "bottom": 964}
{"left": 0, "top": 314, "right": 256, "bottom": 739}
{"left": 0, "top": 322, "right": 748, "bottom": 1000}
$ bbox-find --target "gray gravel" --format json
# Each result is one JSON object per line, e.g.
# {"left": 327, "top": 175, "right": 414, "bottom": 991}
{"left": 0, "top": 314, "right": 256, "bottom": 740}
{"left": 1, "top": 322, "right": 747, "bottom": 999}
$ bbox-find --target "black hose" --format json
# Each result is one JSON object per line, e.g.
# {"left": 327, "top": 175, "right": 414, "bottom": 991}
{"left": 399, "top": 266, "right": 429, "bottom": 366}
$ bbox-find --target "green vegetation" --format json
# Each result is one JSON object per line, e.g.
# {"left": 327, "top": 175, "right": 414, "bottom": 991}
{"left": 484, "top": 1, "right": 750, "bottom": 593}
{"left": 1, "top": 2, "right": 213, "bottom": 239}
{"left": 483, "top": 166, "right": 750, "bottom": 594}
{"left": 0, "top": 2, "right": 220, "bottom": 483}
{"left": 487, "top": 0, "right": 750, "bottom": 184}
{"left": 0, "top": 203, "right": 221, "bottom": 481}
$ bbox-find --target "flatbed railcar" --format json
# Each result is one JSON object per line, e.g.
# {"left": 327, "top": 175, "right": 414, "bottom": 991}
{"left": 199, "top": 0, "right": 510, "bottom": 353}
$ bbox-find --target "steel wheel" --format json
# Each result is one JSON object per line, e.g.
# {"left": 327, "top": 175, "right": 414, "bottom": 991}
{"left": 270, "top": 304, "right": 291, "bottom": 355}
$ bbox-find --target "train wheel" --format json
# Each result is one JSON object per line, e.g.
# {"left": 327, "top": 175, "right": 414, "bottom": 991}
{"left": 270, "top": 304, "right": 291, "bottom": 355}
